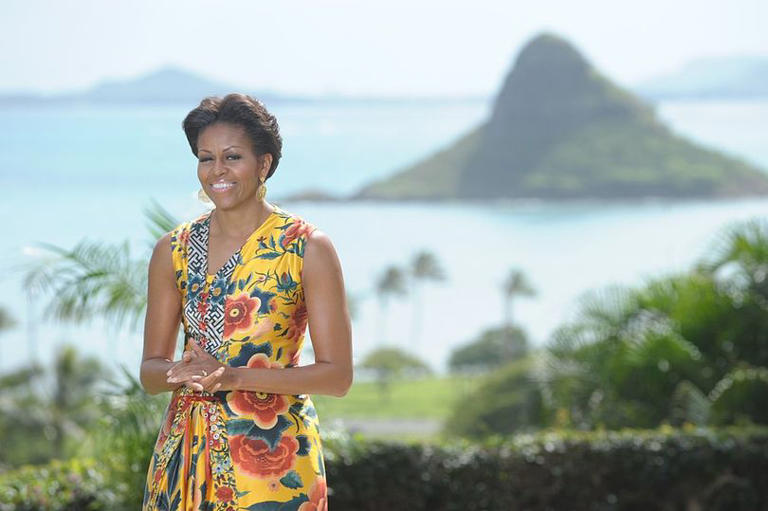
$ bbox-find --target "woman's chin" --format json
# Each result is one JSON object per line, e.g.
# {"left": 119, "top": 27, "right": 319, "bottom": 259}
{"left": 212, "top": 197, "right": 249, "bottom": 210}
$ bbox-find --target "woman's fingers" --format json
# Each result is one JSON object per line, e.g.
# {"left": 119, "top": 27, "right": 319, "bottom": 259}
{"left": 200, "top": 366, "right": 226, "bottom": 392}
{"left": 185, "top": 381, "right": 203, "bottom": 392}
{"left": 166, "top": 359, "right": 184, "bottom": 377}
{"left": 171, "top": 365, "right": 225, "bottom": 392}
{"left": 166, "top": 351, "right": 194, "bottom": 377}
{"left": 184, "top": 372, "right": 222, "bottom": 393}
{"left": 166, "top": 349, "right": 199, "bottom": 379}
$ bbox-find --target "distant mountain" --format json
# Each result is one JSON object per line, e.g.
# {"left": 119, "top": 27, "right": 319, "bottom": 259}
{"left": 66, "top": 66, "right": 287, "bottom": 104}
{"left": 0, "top": 66, "right": 486, "bottom": 106}
{"left": 352, "top": 32, "right": 768, "bottom": 201}
{"left": 0, "top": 66, "right": 295, "bottom": 105}
{"left": 634, "top": 56, "right": 768, "bottom": 101}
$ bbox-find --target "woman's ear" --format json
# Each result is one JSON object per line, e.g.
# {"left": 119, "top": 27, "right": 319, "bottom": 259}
{"left": 261, "top": 153, "right": 272, "bottom": 177}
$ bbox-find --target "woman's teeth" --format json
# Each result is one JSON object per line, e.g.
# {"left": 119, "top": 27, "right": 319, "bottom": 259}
{"left": 211, "top": 182, "right": 235, "bottom": 191}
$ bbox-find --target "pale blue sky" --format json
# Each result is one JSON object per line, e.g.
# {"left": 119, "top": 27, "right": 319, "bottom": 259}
{"left": 1, "top": 0, "right": 766, "bottom": 97}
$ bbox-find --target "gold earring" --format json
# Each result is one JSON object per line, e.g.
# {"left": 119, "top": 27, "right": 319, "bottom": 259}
{"left": 198, "top": 188, "right": 213, "bottom": 204}
{"left": 257, "top": 176, "right": 267, "bottom": 200}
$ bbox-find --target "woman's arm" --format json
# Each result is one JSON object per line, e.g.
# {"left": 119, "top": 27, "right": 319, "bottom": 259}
{"left": 140, "top": 232, "right": 186, "bottom": 395}
{"left": 221, "top": 229, "right": 353, "bottom": 397}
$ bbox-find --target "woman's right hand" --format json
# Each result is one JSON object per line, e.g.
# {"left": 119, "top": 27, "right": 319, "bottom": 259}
{"left": 167, "top": 347, "right": 226, "bottom": 393}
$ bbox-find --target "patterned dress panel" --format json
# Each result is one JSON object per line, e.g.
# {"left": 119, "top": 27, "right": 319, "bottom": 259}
{"left": 143, "top": 205, "right": 327, "bottom": 511}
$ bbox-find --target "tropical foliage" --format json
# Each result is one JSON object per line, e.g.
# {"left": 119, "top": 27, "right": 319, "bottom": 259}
{"left": 448, "top": 218, "right": 768, "bottom": 436}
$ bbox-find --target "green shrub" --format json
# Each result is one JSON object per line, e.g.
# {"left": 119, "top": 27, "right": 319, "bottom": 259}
{"left": 448, "top": 325, "right": 528, "bottom": 372}
{"left": 442, "top": 357, "right": 549, "bottom": 438}
{"left": 709, "top": 366, "right": 768, "bottom": 425}
{"left": 0, "top": 458, "right": 115, "bottom": 511}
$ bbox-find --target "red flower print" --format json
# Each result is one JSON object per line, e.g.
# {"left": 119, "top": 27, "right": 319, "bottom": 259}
{"left": 227, "top": 353, "right": 290, "bottom": 427}
{"left": 284, "top": 301, "right": 308, "bottom": 342}
{"left": 298, "top": 475, "right": 328, "bottom": 511}
{"left": 224, "top": 292, "right": 260, "bottom": 338}
{"left": 215, "top": 485, "right": 234, "bottom": 502}
{"left": 229, "top": 434, "right": 299, "bottom": 479}
{"left": 281, "top": 217, "right": 315, "bottom": 248}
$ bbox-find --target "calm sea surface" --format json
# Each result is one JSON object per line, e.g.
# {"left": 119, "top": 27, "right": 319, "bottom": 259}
{"left": 2, "top": 98, "right": 768, "bottom": 376}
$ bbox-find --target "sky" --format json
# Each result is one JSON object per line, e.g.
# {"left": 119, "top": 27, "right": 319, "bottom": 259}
{"left": 1, "top": 0, "right": 766, "bottom": 97}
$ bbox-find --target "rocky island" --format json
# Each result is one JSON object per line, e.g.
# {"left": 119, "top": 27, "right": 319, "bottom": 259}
{"left": 347, "top": 32, "right": 768, "bottom": 201}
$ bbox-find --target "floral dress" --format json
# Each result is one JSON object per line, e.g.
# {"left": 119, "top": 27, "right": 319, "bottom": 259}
{"left": 142, "top": 204, "right": 327, "bottom": 511}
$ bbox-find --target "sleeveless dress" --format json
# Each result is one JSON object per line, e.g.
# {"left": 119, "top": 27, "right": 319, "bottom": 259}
{"left": 142, "top": 204, "right": 328, "bottom": 511}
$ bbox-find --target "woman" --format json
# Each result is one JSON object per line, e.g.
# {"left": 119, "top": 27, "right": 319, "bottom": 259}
{"left": 140, "top": 93, "right": 352, "bottom": 511}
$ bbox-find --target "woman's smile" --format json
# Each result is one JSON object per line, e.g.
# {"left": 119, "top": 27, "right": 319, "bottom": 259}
{"left": 210, "top": 181, "right": 236, "bottom": 192}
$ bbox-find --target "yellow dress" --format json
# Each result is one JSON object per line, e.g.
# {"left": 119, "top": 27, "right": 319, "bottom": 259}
{"left": 143, "top": 204, "right": 327, "bottom": 511}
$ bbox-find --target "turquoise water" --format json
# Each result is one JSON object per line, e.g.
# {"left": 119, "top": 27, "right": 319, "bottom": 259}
{"left": 2, "top": 99, "right": 768, "bottom": 376}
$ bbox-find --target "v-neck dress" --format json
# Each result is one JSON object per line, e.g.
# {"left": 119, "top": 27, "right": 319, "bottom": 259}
{"left": 143, "top": 204, "right": 328, "bottom": 511}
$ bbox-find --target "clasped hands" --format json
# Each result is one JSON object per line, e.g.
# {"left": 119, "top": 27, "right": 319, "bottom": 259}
{"left": 166, "top": 338, "right": 227, "bottom": 393}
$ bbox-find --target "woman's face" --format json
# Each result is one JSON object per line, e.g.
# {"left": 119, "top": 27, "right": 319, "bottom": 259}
{"left": 196, "top": 122, "right": 271, "bottom": 210}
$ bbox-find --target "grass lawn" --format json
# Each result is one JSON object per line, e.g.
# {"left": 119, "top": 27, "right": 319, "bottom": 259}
{"left": 311, "top": 373, "right": 485, "bottom": 420}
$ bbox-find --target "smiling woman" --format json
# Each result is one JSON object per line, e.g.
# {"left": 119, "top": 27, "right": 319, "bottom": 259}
{"left": 139, "top": 93, "right": 353, "bottom": 511}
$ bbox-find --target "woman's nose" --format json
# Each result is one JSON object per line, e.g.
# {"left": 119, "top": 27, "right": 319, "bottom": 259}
{"left": 212, "top": 157, "right": 227, "bottom": 174}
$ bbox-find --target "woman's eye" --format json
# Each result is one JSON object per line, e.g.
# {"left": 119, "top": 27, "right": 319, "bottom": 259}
{"left": 199, "top": 157, "right": 211, "bottom": 162}
{"left": 227, "top": 154, "right": 241, "bottom": 160}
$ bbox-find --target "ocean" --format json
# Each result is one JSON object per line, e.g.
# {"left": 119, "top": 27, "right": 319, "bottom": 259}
{"left": 2, "top": 98, "right": 768, "bottom": 377}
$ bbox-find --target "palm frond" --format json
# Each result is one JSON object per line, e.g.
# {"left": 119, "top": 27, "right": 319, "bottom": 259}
{"left": 19, "top": 238, "right": 148, "bottom": 332}
{"left": 142, "top": 198, "right": 181, "bottom": 248}
{"left": 503, "top": 268, "right": 536, "bottom": 298}
{"left": 410, "top": 250, "right": 447, "bottom": 281}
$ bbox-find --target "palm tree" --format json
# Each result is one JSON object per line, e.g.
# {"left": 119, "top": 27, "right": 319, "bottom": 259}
{"left": 697, "top": 216, "right": 768, "bottom": 310}
{"left": 544, "top": 280, "right": 709, "bottom": 429}
{"left": 375, "top": 265, "right": 408, "bottom": 344}
{"left": 501, "top": 268, "right": 536, "bottom": 344}
{"left": 0, "top": 305, "right": 18, "bottom": 370}
{"left": 17, "top": 199, "right": 180, "bottom": 363}
{"left": 407, "top": 250, "right": 446, "bottom": 347}
{"left": 47, "top": 344, "right": 105, "bottom": 457}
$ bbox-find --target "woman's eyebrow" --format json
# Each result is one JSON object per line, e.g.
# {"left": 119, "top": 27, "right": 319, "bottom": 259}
{"left": 198, "top": 145, "right": 242, "bottom": 154}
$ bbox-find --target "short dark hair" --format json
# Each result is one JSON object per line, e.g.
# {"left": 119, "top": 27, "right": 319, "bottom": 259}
{"left": 182, "top": 93, "right": 283, "bottom": 179}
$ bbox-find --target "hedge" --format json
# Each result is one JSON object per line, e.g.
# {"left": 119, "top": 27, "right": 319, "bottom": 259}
{"left": 323, "top": 425, "right": 768, "bottom": 510}
{"left": 1, "top": 426, "right": 767, "bottom": 511}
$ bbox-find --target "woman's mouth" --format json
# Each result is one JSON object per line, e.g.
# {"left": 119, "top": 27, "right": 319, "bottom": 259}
{"left": 211, "top": 181, "right": 236, "bottom": 192}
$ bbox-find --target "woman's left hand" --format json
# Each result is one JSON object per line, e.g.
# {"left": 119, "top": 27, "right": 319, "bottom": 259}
{"left": 166, "top": 339, "right": 228, "bottom": 392}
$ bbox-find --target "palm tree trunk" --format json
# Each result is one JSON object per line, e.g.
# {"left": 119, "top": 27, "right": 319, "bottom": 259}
{"left": 503, "top": 296, "right": 512, "bottom": 345}
{"left": 410, "top": 283, "right": 422, "bottom": 347}
{"left": 26, "top": 293, "right": 38, "bottom": 363}
{"left": 377, "top": 298, "right": 389, "bottom": 344}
